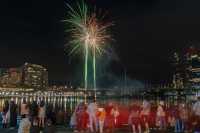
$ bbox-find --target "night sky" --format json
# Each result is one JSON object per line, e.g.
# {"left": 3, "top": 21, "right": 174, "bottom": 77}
{"left": 1, "top": 0, "right": 200, "bottom": 86}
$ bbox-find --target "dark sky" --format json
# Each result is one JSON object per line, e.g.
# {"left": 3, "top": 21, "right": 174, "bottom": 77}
{"left": 1, "top": 0, "right": 200, "bottom": 86}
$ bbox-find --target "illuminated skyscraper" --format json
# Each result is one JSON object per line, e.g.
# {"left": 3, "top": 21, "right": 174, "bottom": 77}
{"left": 23, "top": 63, "right": 48, "bottom": 89}
{"left": 0, "top": 63, "right": 48, "bottom": 89}
{"left": 185, "top": 46, "right": 200, "bottom": 86}
{"left": 0, "top": 68, "right": 22, "bottom": 87}
{"left": 172, "top": 46, "right": 200, "bottom": 88}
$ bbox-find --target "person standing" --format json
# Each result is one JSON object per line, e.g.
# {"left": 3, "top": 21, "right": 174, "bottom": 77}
{"left": 97, "top": 106, "right": 106, "bottom": 133}
{"left": 20, "top": 99, "right": 29, "bottom": 119}
{"left": 2, "top": 108, "right": 8, "bottom": 128}
{"left": 129, "top": 101, "right": 142, "bottom": 133}
{"left": 78, "top": 104, "right": 89, "bottom": 133}
{"left": 105, "top": 102, "right": 115, "bottom": 133}
{"left": 87, "top": 99, "right": 98, "bottom": 133}
{"left": 18, "top": 100, "right": 31, "bottom": 133}
{"left": 140, "top": 100, "right": 151, "bottom": 133}
{"left": 193, "top": 97, "right": 200, "bottom": 119}
{"left": 112, "top": 106, "right": 120, "bottom": 127}
{"left": 30, "top": 100, "right": 38, "bottom": 126}
{"left": 174, "top": 103, "right": 186, "bottom": 133}
{"left": 18, "top": 117, "right": 31, "bottom": 133}
{"left": 167, "top": 104, "right": 176, "bottom": 130}
{"left": 10, "top": 101, "right": 17, "bottom": 128}
{"left": 70, "top": 111, "right": 76, "bottom": 129}
{"left": 180, "top": 103, "right": 190, "bottom": 133}
{"left": 156, "top": 101, "right": 166, "bottom": 130}
{"left": 38, "top": 101, "right": 46, "bottom": 128}
{"left": 192, "top": 96, "right": 200, "bottom": 132}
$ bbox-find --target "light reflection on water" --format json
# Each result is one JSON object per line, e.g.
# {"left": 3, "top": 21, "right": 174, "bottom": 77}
{"left": 0, "top": 96, "right": 84, "bottom": 113}
{"left": 0, "top": 92, "right": 134, "bottom": 114}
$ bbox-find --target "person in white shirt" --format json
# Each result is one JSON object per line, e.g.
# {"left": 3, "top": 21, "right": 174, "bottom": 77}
{"left": 87, "top": 99, "right": 98, "bottom": 133}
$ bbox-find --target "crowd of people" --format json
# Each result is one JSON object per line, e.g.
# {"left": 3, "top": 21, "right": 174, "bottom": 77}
{"left": 0, "top": 99, "right": 70, "bottom": 133}
{"left": 70, "top": 97, "right": 200, "bottom": 133}
{"left": 1, "top": 97, "right": 200, "bottom": 133}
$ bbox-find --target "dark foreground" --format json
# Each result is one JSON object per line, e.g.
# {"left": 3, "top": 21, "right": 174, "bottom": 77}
{"left": 0, "top": 126, "right": 68, "bottom": 133}
{"left": 0, "top": 127, "right": 177, "bottom": 133}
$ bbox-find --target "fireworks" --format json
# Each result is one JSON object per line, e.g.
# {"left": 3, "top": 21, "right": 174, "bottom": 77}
{"left": 65, "top": 0, "right": 112, "bottom": 101}
{"left": 66, "top": 1, "right": 112, "bottom": 55}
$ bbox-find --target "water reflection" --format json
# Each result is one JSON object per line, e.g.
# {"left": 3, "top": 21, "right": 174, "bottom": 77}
{"left": 0, "top": 89, "right": 137, "bottom": 114}
{"left": 0, "top": 95, "right": 84, "bottom": 113}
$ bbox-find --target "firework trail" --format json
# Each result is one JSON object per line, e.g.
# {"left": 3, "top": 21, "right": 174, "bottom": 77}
{"left": 65, "top": 0, "right": 112, "bottom": 101}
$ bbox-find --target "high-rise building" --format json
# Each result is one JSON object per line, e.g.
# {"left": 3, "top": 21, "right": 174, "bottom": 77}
{"left": 0, "top": 63, "right": 48, "bottom": 89}
{"left": 0, "top": 68, "right": 22, "bottom": 87}
{"left": 185, "top": 46, "right": 200, "bottom": 86}
{"left": 172, "top": 46, "right": 200, "bottom": 87}
{"left": 23, "top": 63, "right": 48, "bottom": 89}
{"left": 172, "top": 52, "right": 184, "bottom": 88}
{"left": 8, "top": 68, "right": 23, "bottom": 86}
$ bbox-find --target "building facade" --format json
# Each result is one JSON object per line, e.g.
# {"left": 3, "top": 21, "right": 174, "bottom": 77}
{"left": 23, "top": 63, "right": 48, "bottom": 89}
{"left": 173, "top": 46, "right": 200, "bottom": 88}
{"left": 0, "top": 63, "right": 48, "bottom": 89}
{"left": 185, "top": 46, "right": 200, "bottom": 87}
{"left": 0, "top": 68, "right": 22, "bottom": 87}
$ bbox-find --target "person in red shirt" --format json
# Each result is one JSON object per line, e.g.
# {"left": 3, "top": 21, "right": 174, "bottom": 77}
{"left": 77, "top": 104, "right": 89, "bottom": 132}
{"left": 105, "top": 102, "right": 115, "bottom": 133}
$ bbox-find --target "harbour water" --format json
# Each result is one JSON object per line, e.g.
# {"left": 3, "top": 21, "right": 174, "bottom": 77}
{"left": 0, "top": 90, "right": 133, "bottom": 113}
{"left": 0, "top": 94, "right": 84, "bottom": 113}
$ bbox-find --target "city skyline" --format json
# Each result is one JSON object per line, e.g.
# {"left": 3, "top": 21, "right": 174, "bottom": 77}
{"left": 0, "top": 63, "right": 48, "bottom": 89}
{"left": 1, "top": 0, "right": 200, "bottom": 86}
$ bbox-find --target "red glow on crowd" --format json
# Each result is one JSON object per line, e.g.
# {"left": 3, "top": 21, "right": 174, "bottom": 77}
{"left": 70, "top": 99, "right": 200, "bottom": 132}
